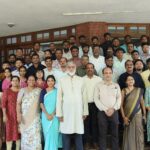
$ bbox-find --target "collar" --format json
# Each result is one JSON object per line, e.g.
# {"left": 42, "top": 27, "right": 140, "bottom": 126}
{"left": 103, "top": 80, "right": 113, "bottom": 86}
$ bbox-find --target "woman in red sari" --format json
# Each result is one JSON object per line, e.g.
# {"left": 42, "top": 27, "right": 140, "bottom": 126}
{"left": 2, "top": 76, "right": 21, "bottom": 150}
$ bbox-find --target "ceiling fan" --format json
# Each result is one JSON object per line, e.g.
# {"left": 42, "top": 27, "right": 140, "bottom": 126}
{"left": 63, "top": 11, "right": 136, "bottom": 16}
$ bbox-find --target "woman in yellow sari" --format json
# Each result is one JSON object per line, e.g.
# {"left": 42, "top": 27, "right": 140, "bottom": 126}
{"left": 120, "top": 75, "right": 146, "bottom": 150}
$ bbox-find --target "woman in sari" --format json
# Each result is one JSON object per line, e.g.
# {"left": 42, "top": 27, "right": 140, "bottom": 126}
{"left": 121, "top": 75, "right": 146, "bottom": 150}
{"left": 40, "top": 75, "right": 62, "bottom": 150}
{"left": 17, "top": 75, "right": 42, "bottom": 150}
{"left": 144, "top": 76, "right": 150, "bottom": 142}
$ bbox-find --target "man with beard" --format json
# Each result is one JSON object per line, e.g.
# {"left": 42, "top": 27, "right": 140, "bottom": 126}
{"left": 70, "top": 46, "right": 81, "bottom": 67}
{"left": 49, "top": 43, "right": 57, "bottom": 60}
{"left": 101, "top": 33, "right": 112, "bottom": 57}
{"left": 56, "top": 61, "right": 88, "bottom": 150}
{"left": 78, "top": 35, "right": 90, "bottom": 58}
{"left": 83, "top": 63, "right": 102, "bottom": 149}
{"left": 69, "top": 35, "right": 77, "bottom": 47}
{"left": 62, "top": 40, "right": 72, "bottom": 60}
{"left": 8, "top": 54, "right": 16, "bottom": 71}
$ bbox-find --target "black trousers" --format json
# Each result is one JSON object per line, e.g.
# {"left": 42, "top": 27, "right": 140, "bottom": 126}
{"left": 98, "top": 110, "right": 119, "bottom": 150}
{"left": 84, "top": 103, "right": 98, "bottom": 144}
{"left": 62, "top": 134, "right": 83, "bottom": 150}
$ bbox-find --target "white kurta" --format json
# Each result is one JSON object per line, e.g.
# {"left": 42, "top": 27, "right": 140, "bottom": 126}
{"left": 56, "top": 75, "right": 88, "bottom": 134}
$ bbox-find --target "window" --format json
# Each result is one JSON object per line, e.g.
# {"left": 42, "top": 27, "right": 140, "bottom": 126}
{"left": 37, "top": 32, "right": 50, "bottom": 40}
{"left": 116, "top": 26, "right": 125, "bottom": 32}
{"left": 54, "top": 31, "right": 60, "bottom": 37}
{"left": 139, "top": 26, "right": 146, "bottom": 33}
{"left": 43, "top": 32, "right": 49, "bottom": 39}
{"left": 21, "top": 36, "right": 26, "bottom": 42}
{"left": 8, "top": 50, "right": 14, "bottom": 55}
{"left": 12, "top": 37, "right": 17, "bottom": 44}
{"left": 26, "top": 35, "right": 32, "bottom": 41}
{"left": 6, "top": 37, "right": 17, "bottom": 44}
{"left": 130, "top": 26, "right": 138, "bottom": 33}
{"left": 60, "top": 30, "right": 67, "bottom": 36}
{"left": 37, "top": 33, "right": 43, "bottom": 40}
{"left": 108, "top": 26, "right": 116, "bottom": 33}
{"left": 7, "top": 38, "right": 11, "bottom": 44}
{"left": 72, "top": 28, "right": 76, "bottom": 34}
{"left": 21, "top": 35, "right": 32, "bottom": 42}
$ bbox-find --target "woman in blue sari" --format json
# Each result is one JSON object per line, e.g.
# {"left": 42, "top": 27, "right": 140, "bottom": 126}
{"left": 40, "top": 75, "right": 62, "bottom": 150}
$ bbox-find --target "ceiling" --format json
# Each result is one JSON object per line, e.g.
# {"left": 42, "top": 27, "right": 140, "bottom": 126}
{"left": 0, "top": 0, "right": 150, "bottom": 37}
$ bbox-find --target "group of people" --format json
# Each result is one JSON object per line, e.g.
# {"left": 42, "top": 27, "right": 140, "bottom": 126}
{"left": 0, "top": 33, "right": 150, "bottom": 150}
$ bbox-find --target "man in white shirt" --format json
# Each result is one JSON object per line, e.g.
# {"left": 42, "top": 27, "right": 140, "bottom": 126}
{"left": 53, "top": 57, "right": 68, "bottom": 88}
{"left": 113, "top": 48, "right": 126, "bottom": 76}
{"left": 56, "top": 61, "right": 88, "bottom": 150}
{"left": 123, "top": 42, "right": 134, "bottom": 60}
{"left": 43, "top": 57, "right": 54, "bottom": 80}
{"left": 89, "top": 45, "right": 105, "bottom": 73}
{"left": 140, "top": 43, "right": 150, "bottom": 64}
{"left": 94, "top": 67, "right": 121, "bottom": 150}
{"left": 12, "top": 59, "right": 23, "bottom": 77}
{"left": 83, "top": 63, "right": 102, "bottom": 149}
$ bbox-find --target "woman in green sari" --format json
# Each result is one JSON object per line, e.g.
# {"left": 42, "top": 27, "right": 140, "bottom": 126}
{"left": 120, "top": 75, "right": 146, "bottom": 150}
{"left": 40, "top": 75, "right": 62, "bottom": 150}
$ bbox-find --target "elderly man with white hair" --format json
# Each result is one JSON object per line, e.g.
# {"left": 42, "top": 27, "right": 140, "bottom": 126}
{"left": 56, "top": 61, "right": 88, "bottom": 150}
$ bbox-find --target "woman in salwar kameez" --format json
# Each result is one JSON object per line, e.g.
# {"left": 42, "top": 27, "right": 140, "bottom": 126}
{"left": 121, "top": 75, "right": 146, "bottom": 150}
{"left": 40, "top": 75, "right": 62, "bottom": 150}
{"left": 17, "top": 75, "right": 42, "bottom": 150}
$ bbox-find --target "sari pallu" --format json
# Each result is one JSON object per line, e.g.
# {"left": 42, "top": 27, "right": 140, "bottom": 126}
{"left": 18, "top": 88, "right": 42, "bottom": 150}
{"left": 123, "top": 87, "right": 143, "bottom": 121}
{"left": 42, "top": 89, "right": 62, "bottom": 150}
{"left": 122, "top": 87, "right": 144, "bottom": 150}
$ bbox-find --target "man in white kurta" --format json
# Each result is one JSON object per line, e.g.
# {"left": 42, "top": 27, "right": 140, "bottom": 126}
{"left": 56, "top": 61, "right": 88, "bottom": 150}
